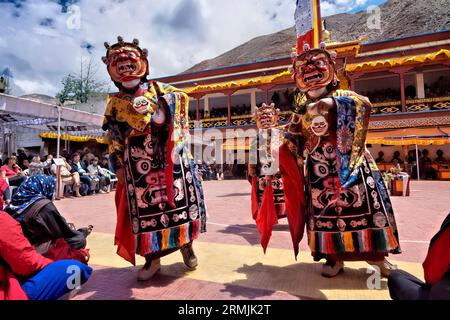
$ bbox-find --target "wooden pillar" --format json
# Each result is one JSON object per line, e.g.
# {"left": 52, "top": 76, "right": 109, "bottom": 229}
{"left": 415, "top": 72, "right": 425, "bottom": 99}
{"left": 222, "top": 90, "right": 237, "bottom": 126}
{"left": 227, "top": 92, "right": 232, "bottom": 125}
{"left": 250, "top": 90, "right": 257, "bottom": 113}
{"left": 348, "top": 73, "right": 361, "bottom": 91}
{"left": 399, "top": 72, "right": 406, "bottom": 112}
{"left": 392, "top": 67, "right": 412, "bottom": 113}
{"left": 196, "top": 97, "right": 200, "bottom": 122}
{"left": 258, "top": 85, "right": 274, "bottom": 104}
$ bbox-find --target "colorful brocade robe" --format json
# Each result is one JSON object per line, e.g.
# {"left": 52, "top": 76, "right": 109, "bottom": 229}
{"left": 102, "top": 81, "right": 206, "bottom": 263}
{"left": 295, "top": 90, "right": 401, "bottom": 261}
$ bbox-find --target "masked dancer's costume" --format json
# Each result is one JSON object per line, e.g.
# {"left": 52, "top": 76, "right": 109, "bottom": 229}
{"left": 287, "top": 42, "right": 401, "bottom": 277}
{"left": 249, "top": 103, "right": 306, "bottom": 258}
{"left": 101, "top": 37, "right": 207, "bottom": 281}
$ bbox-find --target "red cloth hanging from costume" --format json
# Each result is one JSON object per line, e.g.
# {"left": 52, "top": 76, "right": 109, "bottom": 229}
{"left": 114, "top": 181, "right": 136, "bottom": 265}
{"left": 251, "top": 142, "right": 306, "bottom": 258}
{"left": 254, "top": 178, "right": 278, "bottom": 254}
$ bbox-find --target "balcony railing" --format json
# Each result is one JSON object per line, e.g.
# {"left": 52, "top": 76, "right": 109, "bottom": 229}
{"left": 189, "top": 97, "right": 450, "bottom": 128}
{"left": 189, "top": 111, "right": 291, "bottom": 129}
{"left": 371, "top": 96, "right": 450, "bottom": 114}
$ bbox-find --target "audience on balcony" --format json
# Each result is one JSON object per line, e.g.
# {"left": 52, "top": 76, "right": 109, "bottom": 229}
{"left": 362, "top": 88, "right": 400, "bottom": 103}
{"left": 363, "top": 76, "right": 450, "bottom": 104}
{"left": 425, "top": 76, "right": 450, "bottom": 98}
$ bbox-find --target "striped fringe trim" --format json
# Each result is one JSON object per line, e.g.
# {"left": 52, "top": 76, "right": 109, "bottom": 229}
{"left": 137, "top": 220, "right": 200, "bottom": 256}
{"left": 309, "top": 227, "right": 399, "bottom": 255}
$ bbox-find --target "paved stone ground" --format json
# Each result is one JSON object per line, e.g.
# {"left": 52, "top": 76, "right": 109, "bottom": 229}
{"left": 55, "top": 180, "right": 450, "bottom": 300}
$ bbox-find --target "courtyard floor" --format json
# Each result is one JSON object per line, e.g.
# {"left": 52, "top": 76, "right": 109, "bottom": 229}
{"left": 55, "top": 180, "right": 450, "bottom": 300}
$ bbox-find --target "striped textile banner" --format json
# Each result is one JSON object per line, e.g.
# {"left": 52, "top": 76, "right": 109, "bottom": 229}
{"left": 295, "top": 0, "right": 322, "bottom": 53}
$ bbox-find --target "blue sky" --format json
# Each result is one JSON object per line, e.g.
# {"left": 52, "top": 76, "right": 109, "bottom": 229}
{"left": 0, "top": 0, "right": 387, "bottom": 96}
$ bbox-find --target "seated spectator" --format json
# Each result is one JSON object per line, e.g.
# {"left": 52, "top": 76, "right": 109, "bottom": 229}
{"left": 22, "top": 159, "right": 30, "bottom": 170}
{"left": 87, "top": 157, "right": 109, "bottom": 194}
{"left": 388, "top": 213, "right": 450, "bottom": 300}
{"left": 434, "top": 149, "right": 447, "bottom": 163}
{"left": 5, "top": 175, "right": 92, "bottom": 252}
{"left": 100, "top": 156, "right": 111, "bottom": 172}
{"left": 0, "top": 156, "right": 27, "bottom": 187}
{"left": 375, "top": 151, "right": 385, "bottom": 163}
{"left": 69, "top": 153, "right": 97, "bottom": 195}
{"left": 0, "top": 210, "right": 92, "bottom": 300}
{"left": 390, "top": 151, "right": 403, "bottom": 165}
{"left": 50, "top": 158, "right": 82, "bottom": 198}
{"left": 420, "top": 149, "right": 436, "bottom": 180}
{"left": 28, "top": 153, "right": 53, "bottom": 176}
{"left": 81, "top": 148, "right": 95, "bottom": 168}
{"left": 16, "top": 149, "right": 28, "bottom": 170}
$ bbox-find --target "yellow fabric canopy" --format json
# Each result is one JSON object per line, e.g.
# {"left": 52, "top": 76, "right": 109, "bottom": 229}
{"left": 367, "top": 127, "right": 450, "bottom": 146}
{"left": 39, "top": 132, "right": 108, "bottom": 144}
{"left": 346, "top": 49, "right": 450, "bottom": 73}
{"left": 185, "top": 71, "right": 292, "bottom": 95}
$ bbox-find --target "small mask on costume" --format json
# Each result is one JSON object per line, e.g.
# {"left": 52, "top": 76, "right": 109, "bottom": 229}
{"left": 254, "top": 103, "right": 280, "bottom": 129}
{"left": 133, "top": 96, "right": 152, "bottom": 114}
{"left": 291, "top": 42, "right": 338, "bottom": 93}
{"left": 311, "top": 115, "right": 328, "bottom": 136}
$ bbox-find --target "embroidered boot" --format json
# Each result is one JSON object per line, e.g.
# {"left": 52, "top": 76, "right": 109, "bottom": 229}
{"left": 180, "top": 243, "right": 198, "bottom": 269}
{"left": 137, "top": 258, "right": 161, "bottom": 281}
{"left": 321, "top": 260, "right": 344, "bottom": 278}
{"left": 367, "top": 259, "right": 397, "bottom": 278}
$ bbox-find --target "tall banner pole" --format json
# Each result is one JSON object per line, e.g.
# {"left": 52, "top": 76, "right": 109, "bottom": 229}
{"left": 315, "top": 0, "right": 323, "bottom": 45}
{"left": 295, "top": 0, "right": 323, "bottom": 54}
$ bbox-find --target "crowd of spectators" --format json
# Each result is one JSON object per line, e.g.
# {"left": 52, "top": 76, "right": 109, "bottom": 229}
{"left": 0, "top": 148, "right": 97, "bottom": 299}
{"left": 375, "top": 149, "right": 449, "bottom": 180}
{"left": 1, "top": 147, "right": 116, "bottom": 207}
{"left": 187, "top": 88, "right": 297, "bottom": 121}
{"left": 362, "top": 76, "right": 450, "bottom": 103}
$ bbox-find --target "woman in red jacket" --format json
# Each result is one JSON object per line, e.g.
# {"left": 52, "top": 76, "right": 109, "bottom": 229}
{"left": 0, "top": 211, "right": 92, "bottom": 300}
{"left": 388, "top": 213, "right": 450, "bottom": 300}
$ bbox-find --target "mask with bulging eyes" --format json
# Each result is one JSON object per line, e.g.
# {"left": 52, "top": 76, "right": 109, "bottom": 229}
{"left": 310, "top": 115, "right": 328, "bottom": 136}
{"left": 291, "top": 45, "right": 338, "bottom": 93}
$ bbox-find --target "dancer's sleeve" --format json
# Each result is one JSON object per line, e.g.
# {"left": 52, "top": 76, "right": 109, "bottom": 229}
{"left": 102, "top": 99, "right": 126, "bottom": 172}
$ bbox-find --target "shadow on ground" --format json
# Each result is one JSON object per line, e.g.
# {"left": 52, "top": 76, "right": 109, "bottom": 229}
{"left": 221, "top": 262, "right": 389, "bottom": 300}
{"left": 73, "top": 262, "right": 193, "bottom": 300}
{"left": 216, "top": 192, "right": 252, "bottom": 198}
{"left": 217, "top": 223, "right": 290, "bottom": 246}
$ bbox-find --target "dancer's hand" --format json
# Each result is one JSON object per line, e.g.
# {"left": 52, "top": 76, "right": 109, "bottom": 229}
{"left": 307, "top": 97, "right": 335, "bottom": 115}
{"left": 248, "top": 165, "right": 257, "bottom": 177}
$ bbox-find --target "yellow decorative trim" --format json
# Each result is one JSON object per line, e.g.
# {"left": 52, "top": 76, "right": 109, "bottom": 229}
{"left": 346, "top": 49, "right": 450, "bottom": 73}
{"left": 39, "top": 132, "right": 108, "bottom": 144}
{"left": 367, "top": 138, "right": 450, "bottom": 146}
{"left": 184, "top": 71, "right": 292, "bottom": 94}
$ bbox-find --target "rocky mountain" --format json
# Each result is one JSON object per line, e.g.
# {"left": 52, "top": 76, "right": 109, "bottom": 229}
{"left": 184, "top": 0, "right": 450, "bottom": 73}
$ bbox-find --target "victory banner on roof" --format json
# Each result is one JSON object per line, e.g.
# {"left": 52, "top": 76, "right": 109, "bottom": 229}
{"left": 295, "top": 0, "right": 322, "bottom": 53}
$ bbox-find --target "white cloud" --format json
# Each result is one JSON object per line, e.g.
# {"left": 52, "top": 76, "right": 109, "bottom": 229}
{"left": 0, "top": 0, "right": 380, "bottom": 96}
{"left": 14, "top": 78, "right": 59, "bottom": 96}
